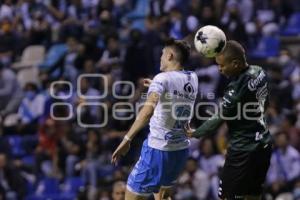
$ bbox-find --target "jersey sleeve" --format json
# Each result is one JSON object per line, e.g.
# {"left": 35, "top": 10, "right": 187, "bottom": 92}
{"left": 147, "top": 73, "right": 167, "bottom": 96}
{"left": 193, "top": 76, "right": 250, "bottom": 138}
{"left": 193, "top": 114, "right": 223, "bottom": 138}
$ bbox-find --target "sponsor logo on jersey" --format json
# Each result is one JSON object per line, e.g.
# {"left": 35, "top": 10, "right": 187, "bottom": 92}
{"left": 184, "top": 82, "right": 195, "bottom": 94}
{"left": 173, "top": 90, "right": 195, "bottom": 100}
{"left": 248, "top": 71, "right": 266, "bottom": 91}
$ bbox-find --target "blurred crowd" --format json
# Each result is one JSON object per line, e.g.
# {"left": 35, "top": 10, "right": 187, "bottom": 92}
{"left": 0, "top": 0, "right": 300, "bottom": 199}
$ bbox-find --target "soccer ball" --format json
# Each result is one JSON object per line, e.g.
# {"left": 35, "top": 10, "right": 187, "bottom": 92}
{"left": 194, "top": 25, "right": 226, "bottom": 58}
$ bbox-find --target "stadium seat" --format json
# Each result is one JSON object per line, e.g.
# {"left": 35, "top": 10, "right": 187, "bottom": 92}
{"left": 25, "top": 177, "right": 79, "bottom": 200}
{"left": 35, "top": 177, "right": 60, "bottom": 195}
{"left": 131, "top": 19, "right": 145, "bottom": 31}
{"left": 7, "top": 135, "right": 26, "bottom": 157}
{"left": 17, "top": 66, "right": 40, "bottom": 88}
{"left": 12, "top": 45, "right": 45, "bottom": 69}
{"left": 121, "top": 0, "right": 148, "bottom": 31}
{"left": 124, "top": 0, "right": 149, "bottom": 19}
{"left": 39, "top": 44, "right": 68, "bottom": 78}
{"left": 62, "top": 177, "right": 84, "bottom": 194}
{"left": 22, "top": 155, "right": 35, "bottom": 166}
{"left": 25, "top": 178, "right": 36, "bottom": 196}
{"left": 281, "top": 12, "right": 300, "bottom": 36}
{"left": 22, "top": 135, "right": 39, "bottom": 154}
{"left": 249, "top": 36, "right": 280, "bottom": 59}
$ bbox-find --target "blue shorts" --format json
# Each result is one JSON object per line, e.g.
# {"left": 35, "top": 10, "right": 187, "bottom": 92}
{"left": 127, "top": 139, "right": 189, "bottom": 196}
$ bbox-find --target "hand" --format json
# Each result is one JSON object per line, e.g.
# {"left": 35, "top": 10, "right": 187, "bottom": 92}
{"left": 143, "top": 78, "right": 152, "bottom": 87}
{"left": 184, "top": 123, "right": 196, "bottom": 138}
{"left": 111, "top": 139, "right": 131, "bottom": 165}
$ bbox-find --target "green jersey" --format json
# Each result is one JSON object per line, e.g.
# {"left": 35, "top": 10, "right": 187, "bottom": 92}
{"left": 193, "top": 65, "right": 271, "bottom": 151}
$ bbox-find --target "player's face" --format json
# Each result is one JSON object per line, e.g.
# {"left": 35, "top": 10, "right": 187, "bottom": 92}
{"left": 160, "top": 47, "right": 171, "bottom": 71}
{"left": 215, "top": 54, "right": 237, "bottom": 77}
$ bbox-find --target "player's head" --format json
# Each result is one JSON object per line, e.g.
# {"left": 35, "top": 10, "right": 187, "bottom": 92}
{"left": 160, "top": 38, "right": 191, "bottom": 72}
{"left": 215, "top": 40, "right": 247, "bottom": 77}
{"left": 112, "top": 181, "right": 125, "bottom": 200}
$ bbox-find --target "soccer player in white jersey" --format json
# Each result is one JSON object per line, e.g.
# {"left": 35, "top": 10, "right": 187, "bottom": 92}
{"left": 111, "top": 39, "right": 198, "bottom": 200}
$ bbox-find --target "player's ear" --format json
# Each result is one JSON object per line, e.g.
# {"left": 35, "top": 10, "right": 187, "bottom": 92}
{"left": 232, "top": 59, "right": 239, "bottom": 68}
{"left": 167, "top": 52, "right": 173, "bottom": 61}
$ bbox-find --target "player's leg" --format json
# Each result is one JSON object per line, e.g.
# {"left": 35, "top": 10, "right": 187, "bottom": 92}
{"left": 125, "top": 189, "right": 148, "bottom": 200}
{"left": 218, "top": 149, "right": 250, "bottom": 200}
{"left": 246, "top": 143, "right": 272, "bottom": 200}
{"left": 126, "top": 139, "right": 161, "bottom": 199}
{"left": 221, "top": 144, "right": 271, "bottom": 200}
{"left": 153, "top": 186, "right": 172, "bottom": 200}
{"left": 157, "top": 148, "right": 189, "bottom": 200}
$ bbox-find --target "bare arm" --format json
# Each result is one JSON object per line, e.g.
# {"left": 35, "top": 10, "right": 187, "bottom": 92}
{"left": 111, "top": 92, "right": 159, "bottom": 164}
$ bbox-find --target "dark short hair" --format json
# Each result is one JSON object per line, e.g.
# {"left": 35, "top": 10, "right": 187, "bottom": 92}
{"left": 221, "top": 40, "right": 246, "bottom": 63}
{"left": 165, "top": 38, "right": 191, "bottom": 64}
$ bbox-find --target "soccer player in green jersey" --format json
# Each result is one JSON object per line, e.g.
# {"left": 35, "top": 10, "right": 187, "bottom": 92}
{"left": 185, "top": 40, "right": 272, "bottom": 200}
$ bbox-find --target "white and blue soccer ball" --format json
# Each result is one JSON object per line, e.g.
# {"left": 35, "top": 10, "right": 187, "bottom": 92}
{"left": 194, "top": 25, "right": 227, "bottom": 58}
